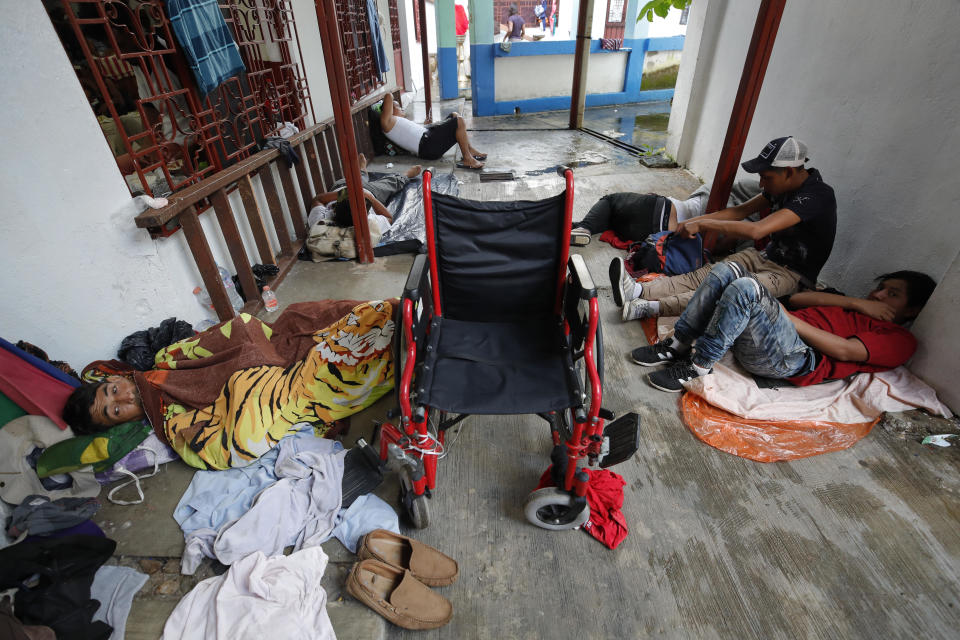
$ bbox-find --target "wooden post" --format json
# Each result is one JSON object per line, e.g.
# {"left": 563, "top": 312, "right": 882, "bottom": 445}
{"left": 314, "top": 0, "right": 374, "bottom": 263}
{"left": 705, "top": 0, "right": 788, "bottom": 215}
{"left": 569, "top": 0, "right": 594, "bottom": 130}
{"left": 418, "top": 0, "right": 433, "bottom": 123}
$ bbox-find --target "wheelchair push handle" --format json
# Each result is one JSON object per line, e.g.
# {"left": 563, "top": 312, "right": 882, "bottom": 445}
{"left": 556, "top": 165, "right": 571, "bottom": 178}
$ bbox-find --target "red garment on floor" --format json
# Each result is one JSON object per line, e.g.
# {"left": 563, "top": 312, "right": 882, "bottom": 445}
{"left": 0, "top": 348, "right": 75, "bottom": 430}
{"left": 537, "top": 466, "right": 628, "bottom": 549}
{"left": 599, "top": 230, "right": 631, "bottom": 250}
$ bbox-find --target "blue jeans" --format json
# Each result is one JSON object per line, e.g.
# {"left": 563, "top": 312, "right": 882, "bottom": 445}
{"left": 673, "top": 263, "right": 817, "bottom": 378}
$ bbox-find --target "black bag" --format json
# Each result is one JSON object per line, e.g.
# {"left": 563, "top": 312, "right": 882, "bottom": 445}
{"left": 368, "top": 106, "right": 398, "bottom": 156}
{"left": 0, "top": 535, "right": 116, "bottom": 640}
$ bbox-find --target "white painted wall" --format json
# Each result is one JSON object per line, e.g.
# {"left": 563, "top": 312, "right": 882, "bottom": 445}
{"left": 669, "top": 0, "right": 960, "bottom": 410}
{"left": 0, "top": 4, "right": 206, "bottom": 368}
{"left": 910, "top": 249, "right": 960, "bottom": 411}
{"left": 669, "top": 0, "right": 960, "bottom": 288}
{"left": 401, "top": 0, "right": 436, "bottom": 93}
{"left": 290, "top": 0, "right": 333, "bottom": 122}
{"left": 643, "top": 7, "right": 688, "bottom": 38}
{"left": 495, "top": 51, "right": 627, "bottom": 100}
{"left": 0, "top": 2, "right": 327, "bottom": 370}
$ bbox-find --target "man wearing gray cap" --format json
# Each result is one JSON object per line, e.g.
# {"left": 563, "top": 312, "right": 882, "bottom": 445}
{"left": 610, "top": 135, "right": 837, "bottom": 321}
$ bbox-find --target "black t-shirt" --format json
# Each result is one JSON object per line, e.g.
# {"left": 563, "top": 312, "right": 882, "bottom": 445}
{"left": 762, "top": 168, "right": 836, "bottom": 283}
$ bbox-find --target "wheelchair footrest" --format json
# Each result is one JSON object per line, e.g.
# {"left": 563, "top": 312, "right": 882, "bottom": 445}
{"left": 599, "top": 412, "right": 641, "bottom": 469}
{"left": 341, "top": 439, "right": 384, "bottom": 508}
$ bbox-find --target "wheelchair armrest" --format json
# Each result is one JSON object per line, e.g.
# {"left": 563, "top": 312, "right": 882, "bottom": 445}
{"left": 567, "top": 254, "right": 597, "bottom": 299}
{"left": 403, "top": 253, "right": 430, "bottom": 302}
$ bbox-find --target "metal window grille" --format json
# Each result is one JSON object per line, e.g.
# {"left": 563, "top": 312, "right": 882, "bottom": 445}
{"left": 603, "top": 0, "right": 626, "bottom": 39}
{"left": 49, "top": 0, "right": 313, "bottom": 199}
{"left": 334, "top": 0, "right": 387, "bottom": 103}
{"left": 606, "top": 0, "right": 625, "bottom": 23}
{"left": 388, "top": 0, "right": 401, "bottom": 49}
{"left": 413, "top": 0, "right": 421, "bottom": 43}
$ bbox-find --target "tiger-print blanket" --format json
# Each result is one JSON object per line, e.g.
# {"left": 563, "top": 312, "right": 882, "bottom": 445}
{"left": 141, "top": 300, "right": 394, "bottom": 470}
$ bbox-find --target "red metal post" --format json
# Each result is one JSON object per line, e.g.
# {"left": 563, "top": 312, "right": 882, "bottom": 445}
{"left": 418, "top": 0, "right": 433, "bottom": 123}
{"left": 314, "top": 0, "right": 375, "bottom": 263}
{"left": 569, "top": 0, "right": 595, "bottom": 130}
{"left": 705, "top": 0, "right": 787, "bottom": 215}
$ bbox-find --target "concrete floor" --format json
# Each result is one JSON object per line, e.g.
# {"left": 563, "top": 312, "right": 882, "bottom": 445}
{"left": 97, "top": 100, "right": 960, "bottom": 639}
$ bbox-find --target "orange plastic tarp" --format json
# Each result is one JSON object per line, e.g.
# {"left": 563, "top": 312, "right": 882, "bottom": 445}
{"left": 680, "top": 391, "right": 879, "bottom": 463}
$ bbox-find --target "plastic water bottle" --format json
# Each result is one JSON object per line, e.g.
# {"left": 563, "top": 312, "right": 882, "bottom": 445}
{"left": 217, "top": 266, "right": 245, "bottom": 311}
{"left": 194, "top": 286, "right": 213, "bottom": 311}
{"left": 194, "top": 281, "right": 242, "bottom": 313}
{"left": 261, "top": 286, "right": 279, "bottom": 312}
{"left": 194, "top": 318, "right": 217, "bottom": 333}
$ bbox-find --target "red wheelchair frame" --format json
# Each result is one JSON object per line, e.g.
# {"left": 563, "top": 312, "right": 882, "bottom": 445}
{"left": 376, "top": 167, "right": 633, "bottom": 529}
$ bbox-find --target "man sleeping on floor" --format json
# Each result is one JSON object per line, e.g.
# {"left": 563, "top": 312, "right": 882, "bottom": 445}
{"left": 62, "top": 300, "right": 395, "bottom": 471}
{"left": 629, "top": 265, "right": 935, "bottom": 393}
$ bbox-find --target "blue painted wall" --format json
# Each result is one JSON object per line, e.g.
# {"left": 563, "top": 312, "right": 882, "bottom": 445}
{"left": 472, "top": 35, "right": 684, "bottom": 116}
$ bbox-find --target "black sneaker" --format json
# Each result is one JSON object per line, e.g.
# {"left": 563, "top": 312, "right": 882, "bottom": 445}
{"left": 631, "top": 342, "right": 680, "bottom": 367}
{"left": 647, "top": 362, "right": 708, "bottom": 393}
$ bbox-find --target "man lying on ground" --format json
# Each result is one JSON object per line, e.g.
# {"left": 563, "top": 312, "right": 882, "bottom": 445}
{"left": 610, "top": 136, "right": 837, "bottom": 320}
{"left": 380, "top": 95, "right": 486, "bottom": 170}
{"left": 630, "top": 264, "right": 935, "bottom": 393}
{"left": 63, "top": 301, "right": 395, "bottom": 470}
{"left": 570, "top": 179, "right": 760, "bottom": 247}
{"left": 308, "top": 153, "right": 421, "bottom": 234}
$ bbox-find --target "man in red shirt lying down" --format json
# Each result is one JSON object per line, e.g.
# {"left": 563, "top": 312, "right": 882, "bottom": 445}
{"left": 628, "top": 263, "right": 936, "bottom": 393}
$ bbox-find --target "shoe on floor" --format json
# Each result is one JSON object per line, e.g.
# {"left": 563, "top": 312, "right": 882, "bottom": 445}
{"left": 631, "top": 341, "right": 681, "bottom": 367}
{"left": 622, "top": 297, "right": 656, "bottom": 322}
{"left": 357, "top": 529, "right": 458, "bottom": 587}
{"left": 609, "top": 257, "right": 636, "bottom": 307}
{"left": 571, "top": 226, "right": 592, "bottom": 246}
{"left": 647, "top": 362, "right": 708, "bottom": 393}
{"left": 346, "top": 559, "right": 453, "bottom": 630}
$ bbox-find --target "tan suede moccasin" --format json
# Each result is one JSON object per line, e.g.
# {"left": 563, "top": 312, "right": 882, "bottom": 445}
{"left": 346, "top": 559, "right": 453, "bottom": 630}
{"left": 357, "top": 529, "right": 459, "bottom": 587}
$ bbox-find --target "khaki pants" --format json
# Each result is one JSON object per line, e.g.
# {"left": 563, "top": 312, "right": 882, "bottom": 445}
{"left": 641, "top": 248, "right": 803, "bottom": 317}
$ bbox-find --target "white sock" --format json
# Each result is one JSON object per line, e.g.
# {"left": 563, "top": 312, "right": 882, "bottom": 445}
{"left": 691, "top": 362, "right": 711, "bottom": 376}
{"left": 632, "top": 281, "right": 643, "bottom": 299}
{"left": 666, "top": 336, "right": 691, "bottom": 354}
{"left": 646, "top": 300, "right": 660, "bottom": 315}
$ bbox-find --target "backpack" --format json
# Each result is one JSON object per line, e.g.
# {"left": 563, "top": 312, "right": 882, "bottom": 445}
{"left": 627, "top": 231, "right": 708, "bottom": 276}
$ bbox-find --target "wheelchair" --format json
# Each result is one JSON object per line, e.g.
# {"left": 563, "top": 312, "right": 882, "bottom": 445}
{"left": 375, "top": 166, "right": 640, "bottom": 530}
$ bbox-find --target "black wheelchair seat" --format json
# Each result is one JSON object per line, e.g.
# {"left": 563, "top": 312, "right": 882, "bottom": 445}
{"left": 418, "top": 315, "right": 579, "bottom": 415}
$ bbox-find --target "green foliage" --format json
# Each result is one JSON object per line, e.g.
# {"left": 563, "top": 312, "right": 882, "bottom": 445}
{"left": 637, "top": 0, "right": 692, "bottom": 23}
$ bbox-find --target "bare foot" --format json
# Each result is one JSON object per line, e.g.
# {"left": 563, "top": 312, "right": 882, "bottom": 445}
{"left": 358, "top": 153, "right": 367, "bottom": 171}
{"left": 456, "top": 159, "right": 484, "bottom": 170}
{"left": 406, "top": 164, "right": 422, "bottom": 178}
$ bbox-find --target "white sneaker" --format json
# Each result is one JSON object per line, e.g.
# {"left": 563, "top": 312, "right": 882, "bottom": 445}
{"left": 570, "top": 227, "right": 592, "bottom": 246}
{"left": 608, "top": 257, "right": 636, "bottom": 307}
{"left": 622, "top": 298, "right": 656, "bottom": 322}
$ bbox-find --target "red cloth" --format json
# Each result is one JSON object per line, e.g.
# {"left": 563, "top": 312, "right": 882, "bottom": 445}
{"left": 536, "top": 466, "right": 628, "bottom": 549}
{"left": 599, "top": 230, "right": 631, "bottom": 250}
{"left": 787, "top": 306, "right": 917, "bottom": 386}
{"left": 0, "top": 348, "right": 75, "bottom": 430}
{"left": 455, "top": 4, "right": 469, "bottom": 35}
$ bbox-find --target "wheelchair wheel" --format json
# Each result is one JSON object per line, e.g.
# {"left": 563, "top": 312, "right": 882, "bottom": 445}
{"left": 523, "top": 487, "right": 590, "bottom": 530}
{"left": 398, "top": 465, "right": 431, "bottom": 529}
{"left": 409, "top": 493, "right": 430, "bottom": 529}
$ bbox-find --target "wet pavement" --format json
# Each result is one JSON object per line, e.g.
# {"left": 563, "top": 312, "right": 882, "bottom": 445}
{"left": 98, "top": 97, "right": 960, "bottom": 640}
